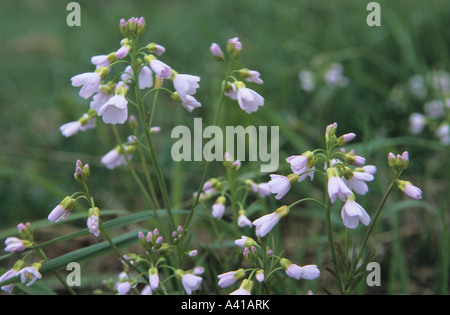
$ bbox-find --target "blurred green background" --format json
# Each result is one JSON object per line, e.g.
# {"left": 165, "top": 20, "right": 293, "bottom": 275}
{"left": 0, "top": 0, "right": 449, "bottom": 294}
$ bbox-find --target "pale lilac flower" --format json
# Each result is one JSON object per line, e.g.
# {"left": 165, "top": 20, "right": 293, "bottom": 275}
{"left": 409, "top": 113, "right": 426, "bottom": 135}
{"left": 230, "top": 279, "right": 253, "bottom": 295}
{"left": 251, "top": 183, "right": 271, "bottom": 197}
{"left": 212, "top": 203, "right": 225, "bottom": 219}
{"left": 117, "top": 281, "right": 131, "bottom": 295}
{"left": 189, "top": 250, "right": 198, "bottom": 257}
{"left": 173, "top": 74, "right": 200, "bottom": 101}
{"left": 253, "top": 206, "right": 289, "bottom": 238}
{"left": 4, "top": 237, "right": 26, "bottom": 253}
{"left": 267, "top": 174, "right": 292, "bottom": 200}
{"left": 149, "top": 59, "right": 172, "bottom": 79}
{"left": 238, "top": 212, "right": 253, "bottom": 228}
{"left": 48, "top": 196, "right": 77, "bottom": 223}
{"left": 121, "top": 65, "right": 154, "bottom": 90}
{"left": 140, "top": 285, "right": 152, "bottom": 295}
{"left": 90, "top": 87, "right": 114, "bottom": 111}
{"left": 327, "top": 168, "right": 352, "bottom": 203}
{"left": 154, "top": 45, "right": 165, "bottom": 56}
{"left": 403, "top": 183, "right": 423, "bottom": 200}
{"left": 236, "top": 86, "right": 264, "bottom": 114}
{"left": 424, "top": 100, "right": 445, "bottom": 119}
{"left": 256, "top": 270, "right": 265, "bottom": 283}
{"left": 240, "top": 69, "right": 263, "bottom": 84}
{"left": 227, "top": 37, "right": 242, "bottom": 51}
{"left": 149, "top": 268, "right": 159, "bottom": 290}
{"left": 71, "top": 71, "right": 102, "bottom": 99}
{"left": 181, "top": 273, "right": 202, "bottom": 295}
{"left": 343, "top": 170, "right": 375, "bottom": 195}
{"left": 282, "top": 259, "right": 320, "bottom": 280}
{"left": 0, "top": 269, "right": 18, "bottom": 293}
{"left": 115, "top": 45, "right": 129, "bottom": 59}
{"left": 180, "top": 94, "right": 202, "bottom": 112}
{"left": 341, "top": 196, "right": 371, "bottom": 229}
{"left": 286, "top": 154, "right": 315, "bottom": 181}
{"left": 299, "top": 70, "right": 315, "bottom": 91}
{"left": 210, "top": 43, "right": 224, "bottom": 61}
{"left": 218, "top": 270, "right": 241, "bottom": 288}
{"left": 193, "top": 266, "right": 205, "bottom": 275}
{"left": 98, "top": 92, "right": 128, "bottom": 124}
{"left": 91, "top": 55, "right": 111, "bottom": 68}
{"left": 18, "top": 266, "right": 42, "bottom": 287}
{"left": 60, "top": 114, "right": 96, "bottom": 138}
{"left": 101, "top": 146, "right": 132, "bottom": 170}
{"left": 87, "top": 214, "right": 100, "bottom": 237}
{"left": 234, "top": 236, "right": 250, "bottom": 248}
{"left": 436, "top": 123, "right": 450, "bottom": 145}
{"left": 324, "top": 63, "right": 349, "bottom": 87}
{"left": 59, "top": 121, "right": 82, "bottom": 138}
{"left": 224, "top": 82, "right": 238, "bottom": 100}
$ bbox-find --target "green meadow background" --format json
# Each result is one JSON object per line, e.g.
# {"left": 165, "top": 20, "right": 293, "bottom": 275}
{"left": 0, "top": 0, "right": 448, "bottom": 294}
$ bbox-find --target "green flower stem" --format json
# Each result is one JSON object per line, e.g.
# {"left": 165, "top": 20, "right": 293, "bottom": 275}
{"left": 183, "top": 79, "right": 228, "bottom": 231}
{"left": 130, "top": 55, "right": 176, "bottom": 234}
{"left": 111, "top": 125, "right": 158, "bottom": 214}
{"left": 357, "top": 169, "right": 402, "bottom": 263}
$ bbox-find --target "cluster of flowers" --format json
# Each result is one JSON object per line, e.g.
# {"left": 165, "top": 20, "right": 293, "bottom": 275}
{"left": 216, "top": 234, "right": 320, "bottom": 295}
{"left": 113, "top": 226, "right": 203, "bottom": 295}
{"left": 390, "top": 69, "right": 450, "bottom": 146}
{"left": 1, "top": 223, "right": 43, "bottom": 293}
{"left": 210, "top": 38, "right": 265, "bottom": 114}
{"left": 299, "top": 60, "right": 350, "bottom": 92}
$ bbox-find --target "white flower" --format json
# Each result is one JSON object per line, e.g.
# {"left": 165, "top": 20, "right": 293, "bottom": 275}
{"left": 173, "top": 74, "right": 200, "bottom": 101}
{"left": 18, "top": 266, "right": 42, "bottom": 287}
{"left": 217, "top": 270, "right": 239, "bottom": 288}
{"left": 91, "top": 55, "right": 112, "bottom": 68}
{"left": 238, "top": 212, "right": 253, "bottom": 228}
{"left": 4, "top": 237, "right": 25, "bottom": 253}
{"left": 436, "top": 123, "right": 450, "bottom": 145}
{"left": 101, "top": 147, "right": 132, "bottom": 170}
{"left": 71, "top": 71, "right": 102, "bottom": 99}
{"left": 299, "top": 70, "right": 315, "bottom": 92}
{"left": 212, "top": 203, "right": 225, "bottom": 219}
{"left": 0, "top": 269, "right": 18, "bottom": 293}
{"left": 149, "top": 269, "right": 159, "bottom": 290}
{"left": 236, "top": 86, "right": 264, "bottom": 114}
{"left": 116, "top": 281, "right": 131, "bottom": 295}
{"left": 87, "top": 214, "right": 100, "bottom": 237}
{"left": 60, "top": 114, "right": 96, "bottom": 138}
{"left": 121, "top": 65, "right": 154, "bottom": 90}
{"left": 253, "top": 206, "right": 289, "bottom": 238}
{"left": 149, "top": 59, "right": 172, "bottom": 79}
{"left": 267, "top": 174, "right": 292, "bottom": 200}
{"left": 404, "top": 183, "right": 423, "bottom": 200}
{"left": 98, "top": 94, "right": 128, "bottom": 124}
{"left": 90, "top": 87, "right": 114, "bottom": 111}
{"left": 286, "top": 154, "right": 315, "bottom": 181}
{"left": 251, "top": 182, "right": 271, "bottom": 197}
{"left": 180, "top": 95, "right": 202, "bottom": 112}
{"left": 342, "top": 170, "right": 375, "bottom": 195}
{"left": 327, "top": 168, "right": 352, "bottom": 203}
{"left": 230, "top": 279, "right": 253, "bottom": 295}
{"left": 181, "top": 273, "right": 202, "bottom": 295}
{"left": 341, "top": 196, "right": 371, "bottom": 229}
{"left": 409, "top": 113, "right": 426, "bottom": 135}
{"left": 48, "top": 196, "right": 77, "bottom": 223}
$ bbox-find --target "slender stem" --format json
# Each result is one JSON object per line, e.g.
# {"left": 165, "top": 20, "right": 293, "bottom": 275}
{"left": 111, "top": 125, "right": 158, "bottom": 214}
{"left": 324, "top": 189, "right": 344, "bottom": 294}
{"left": 357, "top": 170, "right": 401, "bottom": 261}
{"left": 183, "top": 80, "right": 227, "bottom": 231}
{"left": 36, "top": 247, "right": 77, "bottom": 295}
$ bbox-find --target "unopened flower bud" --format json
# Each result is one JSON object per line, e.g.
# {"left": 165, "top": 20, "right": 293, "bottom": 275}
{"left": 210, "top": 43, "right": 224, "bottom": 61}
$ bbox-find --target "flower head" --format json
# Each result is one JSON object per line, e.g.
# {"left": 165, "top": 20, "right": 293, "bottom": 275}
{"left": 235, "top": 82, "right": 264, "bottom": 114}
{"left": 180, "top": 272, "right": 202, "bottom": 295}
{"left": 280, "top": 258, "right": 320, "bottom": 280}
{"left": 341, "top": 195, "right": 371, "bottom": 229}
{"left": 71, "top": 67, "right": 107, "bottom": 99}
{"left": 97, "top": 84, "right": 129, "bottom": 124}
{"left": 4, "top": 237, "right": 27, "bottom": 253}
{"left": 18, "top": 265, "right": 42, "bottom": 287}
{"left": 173, "top": 74, "right": 200, "bottom": 101}
{"left": 327, "top": 167, "right": 352, "bottom": 203}
{"left": 48, "top": 196, "right": 78, "bottom": 222}
{"left": 253, "top": 205, "right": 289, "bottom": 238}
